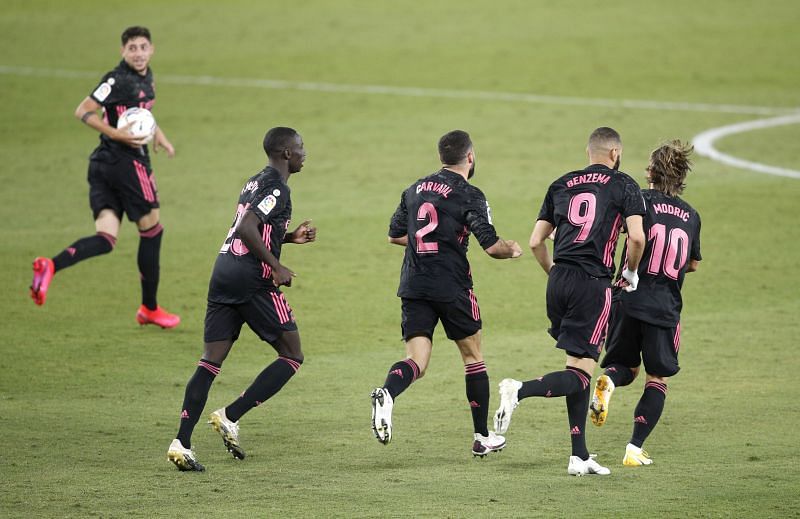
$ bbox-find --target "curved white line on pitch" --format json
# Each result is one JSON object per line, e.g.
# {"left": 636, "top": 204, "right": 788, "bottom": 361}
{"left": 693, "top": 113, "right": 800, "bottom": 179}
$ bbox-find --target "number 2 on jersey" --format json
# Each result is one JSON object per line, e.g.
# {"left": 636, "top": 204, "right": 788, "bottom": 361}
{"left": 646, "top": 223, "right": 689, "bottom": 279}
{"left": 567, "top": 193, "right": 597, "bottom": 242}
{"left": 415, "top": 202, "right": 439, "bottom": 254}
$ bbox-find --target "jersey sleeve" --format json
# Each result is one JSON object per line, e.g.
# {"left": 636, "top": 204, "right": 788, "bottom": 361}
{"left": 622, "top": 178, "right": 647, "bottom": 217}
{"left": 89, "top": 71, "right": 126, "bottom": 107}
{"left": 249, "top": 182, "right": 288, "bottom": 224}
{"left": 464, "top": 187, "right": 500, "bottom": 249}
{"left": 691, "top": 213, "right": 702, "bottom": 261}
{"left": 388, "top": 191, "right": 409, "bottom": 238}
{"left": 536, "top": 186, "right": 555, "bottom": 223}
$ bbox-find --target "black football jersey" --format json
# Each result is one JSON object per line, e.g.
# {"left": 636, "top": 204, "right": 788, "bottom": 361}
{"left": 88, "top": 60, "right": 156, "bottom": 158}
{"left": 617, "top": 190, "right": 702, "bottom": 327}
{"left": 538, "top": 164, "right": 646, "bottom": 278}
{"left": 208, "top": 167, "right": 292, "bottom": 304}
{"left": 389, "top": 169, "right": 499, "bottom": 302}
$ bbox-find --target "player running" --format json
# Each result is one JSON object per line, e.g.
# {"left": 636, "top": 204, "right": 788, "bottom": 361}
{"left": 29, "top": 26, "right": 180, "bottom": 328}
{"left": 493, "top": 127, "right": 646, "bottom": 476}
{"left": 167, "top": 127, "right": 316, "bottom": 471}
{"left": 370, "top": 130, "right": 522, "bottom": 457}
{"left": 590, "top": 140, "right": 701, "bottom": 467}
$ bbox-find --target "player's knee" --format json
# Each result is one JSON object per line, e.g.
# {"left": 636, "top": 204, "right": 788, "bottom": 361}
{"left": 630, "top": 366, "right": 641, "bottom": 381}
{"left": 96, "top": 232, "right": 117, "bottom": 254}
{"left": 139, "top": 222, "right": 164, "bottom": 239}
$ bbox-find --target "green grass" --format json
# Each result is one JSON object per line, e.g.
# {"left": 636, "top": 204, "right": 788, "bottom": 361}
{"left": 1, "top": 1, "right": 799, "bottom": 517}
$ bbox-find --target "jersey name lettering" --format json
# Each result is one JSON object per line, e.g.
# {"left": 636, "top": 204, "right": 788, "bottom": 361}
{"left": 416, "top": 181, "right": 452, "bottom": 198}
{"left": 652, "top": 203, "right": 691, "bottom": 222}
{"left": 566, "top": 173, "right": 611, "bottom": 188}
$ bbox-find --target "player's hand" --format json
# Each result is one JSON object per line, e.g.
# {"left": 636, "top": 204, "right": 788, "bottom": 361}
{"left": 112, "top": 123, "right": 148, "bottom": 148}
{"left": 621, "top": 268, "right": 639, "bottom": 292}
{"left": 289, "top": 220, "right": 316, "bottom": 244}
{"left": 271, "top": 264, "right": 296, "bottom": 287}
{"left": 508, "top": 240, "right": 523, "bottom": 258}
{"left": 153, "top": 129, "right": 176, "bottom": 158}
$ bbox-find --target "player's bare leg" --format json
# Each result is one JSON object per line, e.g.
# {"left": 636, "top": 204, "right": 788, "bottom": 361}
{"left": 456, "top": 332, "right": 505, "bottom": 457}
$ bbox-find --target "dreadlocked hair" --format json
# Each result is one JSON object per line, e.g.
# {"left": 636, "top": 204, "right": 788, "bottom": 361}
{"left": 648, "top": 140, "right": 693, "bottom": 196}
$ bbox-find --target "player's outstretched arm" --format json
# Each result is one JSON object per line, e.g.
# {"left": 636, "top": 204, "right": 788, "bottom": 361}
{"left": 529, "top": 220, "right": 555, "bottom": 274}
{"left": 239, "top": 211, "right": 295, "bottom": 286}
{"left": 484, "top": 238, "right": 522, "bottom": 259}
{"left": 388, "top": 235, "right": 408, "bottom": 246}
{"left": 285, "top": 220, "right": 317, "bottom": 244}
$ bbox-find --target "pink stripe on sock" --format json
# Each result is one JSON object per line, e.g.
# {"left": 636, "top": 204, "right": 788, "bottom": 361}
{"left": 139, "top": 223, "right": 163, "bottom": 239}
{"left": 567, "top": 367, "right": 590, "bottom": 390}
{"left": 403, "top": 359, "right": 419, "bottom": 381}
{"left": 279, "top": 356, "right": 301, "bottom": 373}
{"left": 645, "top": 381, "right": 668, "bottom": 395}
{"left": 97, "top": 231, "right": 117, "bottom": 247}
{"left": 198, "top": 360, "right": 220, "bottom": 376}
{"left": 465, "top": 361, "right": 486, "bottom": 375}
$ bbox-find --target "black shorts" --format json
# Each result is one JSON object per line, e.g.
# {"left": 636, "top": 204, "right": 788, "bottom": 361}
{"left": 546, "top": 263, "right": 612, "bottom": 361}
{"left": 401, "top": 289, "right": 481, "bottom": 342}
{"left": 601, "top": 300, "right": 681, "bottom": 377}
{"left": 204, "top": 289, "right": 298, "bottom": 346}
{"left": 88, "top": 148, "right": 159, "bottom": 222}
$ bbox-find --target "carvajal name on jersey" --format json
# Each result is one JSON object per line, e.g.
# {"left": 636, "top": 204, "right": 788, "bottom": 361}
{"left": 566, "top": 173, "right": 611, "bottom": 188}
{"left": 241, "top": 180, "right": 259, "bottom": 194}
{"left": 416, "top": 181, "right": 453, "bottom": 198}
{"left": 652, "top": 203, "right": 691, "bottom": 222}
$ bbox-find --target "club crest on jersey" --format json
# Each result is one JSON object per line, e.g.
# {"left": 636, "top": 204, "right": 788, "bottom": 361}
{"left": 257, "top": 195, "right": 277, "bottom": 215}
{"left": 92, "top": 82, "right": 113, "bottom": 102}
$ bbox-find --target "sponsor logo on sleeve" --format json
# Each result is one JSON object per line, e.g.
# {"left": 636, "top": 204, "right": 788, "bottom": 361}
{"left": 486, "top": 201, "right": 493, "bottom": 224}
{"left": 257, "top": 195, "right": 277, "bottom": 215}
{"left": 273, "top": 189, "right": 281, "bottom": 196}
{"left": 92, "top": 82, "right": 113, "bottom": 102}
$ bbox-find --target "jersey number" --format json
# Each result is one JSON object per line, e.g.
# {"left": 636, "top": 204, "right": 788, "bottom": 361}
{"left": 567, "top": 193, "right": 597, "bottom": 242}
{"left": 646, "top": 223, "right": 689, "bottom": 279}
{"left": 219, "top": 203, "right": 250, "bottom": 255}
{"left": 415, "top": 202, "right": 439, "bottom": 254}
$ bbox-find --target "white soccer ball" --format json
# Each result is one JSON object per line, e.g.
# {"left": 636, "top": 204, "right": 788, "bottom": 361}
{"left": 117, "top": 107, "right": 156, "bottom": 143}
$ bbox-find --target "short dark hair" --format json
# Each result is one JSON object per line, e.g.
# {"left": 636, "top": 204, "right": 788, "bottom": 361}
{"left": 263, "top": 127, "right": 299, "bottom": 157}
{"left": 587, "top": 127, "right": 622, "bottom": 152}
{"left": 438, "top": 130, "right": 473, "bottom": 165}
{"left": 121, "top": 26, "right": 151, "bottom": 45}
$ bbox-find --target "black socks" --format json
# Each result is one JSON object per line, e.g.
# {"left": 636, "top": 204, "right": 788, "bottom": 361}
{"left": 52, "top": 232, "right": 116, "bottom": 272}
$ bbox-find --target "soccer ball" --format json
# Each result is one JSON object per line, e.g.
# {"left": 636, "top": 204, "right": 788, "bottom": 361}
{"left": 117, "top": 107, "right": 157, "bottom": 143}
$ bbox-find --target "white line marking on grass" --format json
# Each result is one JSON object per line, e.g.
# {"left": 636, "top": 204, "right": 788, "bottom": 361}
{"left": 692, "top": 113, "right": 800, "bottom": 179}
{"left": 1, "top": 65, "right": 798, "bottom": 116}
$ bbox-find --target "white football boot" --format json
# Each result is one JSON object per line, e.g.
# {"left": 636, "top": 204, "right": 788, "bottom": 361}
{"left": 472, "top": 431, "right": 506, "bottom": 457}
{"left": 493, "top": 378, "right": 523, "bottom": 434}
{"left": 371, "top": 387, "right": 394, "bottom": 444}
{"left": 623, "top": 443, "right": 654, "bottom": 466}
{"left": 567, "top": 454, "right": 611, "bottom": 476}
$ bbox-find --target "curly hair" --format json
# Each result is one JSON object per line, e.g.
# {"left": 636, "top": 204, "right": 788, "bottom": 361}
{"left": 648, "top": 140, "right": 693, "bottom": 196}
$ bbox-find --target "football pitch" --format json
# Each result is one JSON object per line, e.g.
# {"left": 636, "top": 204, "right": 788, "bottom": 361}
{"left": 1, "top": 1, "right": 799, "bottom": 517}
